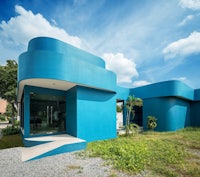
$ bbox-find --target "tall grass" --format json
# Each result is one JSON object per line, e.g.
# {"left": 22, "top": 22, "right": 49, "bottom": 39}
{"left": 87, "top": 127, "right": 200, "bottom": 176}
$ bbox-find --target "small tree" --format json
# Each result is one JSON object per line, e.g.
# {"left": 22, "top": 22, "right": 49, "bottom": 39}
{"left": 126, "top": 95, "right": 143, "bottom": 136}
{"left": 4, "top": 103, "right": 17, "bottom": 121}
{"left": 147, "top": 116, "right": 157, "bottom": 131}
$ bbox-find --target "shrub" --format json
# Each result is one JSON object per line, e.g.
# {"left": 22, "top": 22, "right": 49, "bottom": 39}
{"left": 116, "top": 105, "right": 122, "bottom": 112}
{"left": 0, "top": 114, "right": 6, "bottom": 121}
{"left": 147, "top": 116, "right": 157, "bottom": 130}
{"left": 2, "top": 126, "right": 20, "bottom": 136}
{"left": 14, "top": 120, "right": 20, "bottom": 126}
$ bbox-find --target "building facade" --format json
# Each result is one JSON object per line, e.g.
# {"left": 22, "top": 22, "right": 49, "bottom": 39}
{"left": 17, "top": 37, "right": 200, "bottom": 149}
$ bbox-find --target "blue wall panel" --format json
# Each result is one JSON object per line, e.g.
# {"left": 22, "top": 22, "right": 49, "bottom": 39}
{"left": 23, "top": 86, "right": 30, "bottom": 138}
{"left": 76, "top": 86, "right": 116, "bottom": 142}
{"left": 143, "top": 97, "right": 190, "bottom": 131}
{"left": 66, "top": 87, "right": 77, "bottom": 137}
{"left": 116, "top": 86, "right": 130, "bottom": 100}
{"left": 194, "top": 89, "right": 200, "bottom": 101}
{"left": 191, "top": 102, "right": 200, "bottom": 126}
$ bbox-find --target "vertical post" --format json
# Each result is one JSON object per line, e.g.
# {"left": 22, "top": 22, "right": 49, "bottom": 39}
{"left": 50, "top": 106, "right": 53, "bottom": 125}
{"left": 47, "top": 106, "right": 49, "bottom": 125}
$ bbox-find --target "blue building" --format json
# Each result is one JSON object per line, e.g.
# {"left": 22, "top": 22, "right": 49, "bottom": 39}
{"left": 17, "top": 37, "right": 200, "bottom": 158}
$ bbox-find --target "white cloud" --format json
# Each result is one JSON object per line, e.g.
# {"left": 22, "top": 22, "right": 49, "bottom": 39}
{"left": 163, "top": 31, "right": 200, "bottom": 59}
{"left": 172, "top": 77, "right": 187, "bottom": 81}
{"left": 0, "top": 5, "right": 81, "bottom": 51}
{"left": 179, "top": 0, "right": 200, "bottom": 10}
{"left": 178, "top": 15, "right": 194, "bottom": 26}
{"left": 102, "top": 53, "right": 138, "bottom": 84}
{"left": 133, "top": 80, "right": 151, "bottom": 87}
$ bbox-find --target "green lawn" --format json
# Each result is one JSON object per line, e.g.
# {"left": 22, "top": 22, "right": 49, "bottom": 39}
{"left": 0, "top": 134, "right": 24, "bottom": 149}
{"left": 86, "top": 127, "right": 200, "bottom": 177}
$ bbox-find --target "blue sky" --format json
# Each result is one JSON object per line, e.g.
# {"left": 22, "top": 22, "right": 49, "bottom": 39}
{"left": 0, "top": 0, "right": 200, "bottom": 88}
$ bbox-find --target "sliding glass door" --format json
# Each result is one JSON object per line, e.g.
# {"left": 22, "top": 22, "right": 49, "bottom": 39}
{"left": 30, "top": 93, "right": 66, "bottom": 135}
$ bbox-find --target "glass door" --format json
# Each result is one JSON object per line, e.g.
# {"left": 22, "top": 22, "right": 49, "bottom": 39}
{"left": 30, "top": 93, "right": 66, "bottom": 135}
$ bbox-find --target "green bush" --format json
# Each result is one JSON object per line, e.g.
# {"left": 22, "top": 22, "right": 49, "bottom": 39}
{"left": 0, "top": 114, "right": 6, "bottom": 121}
{"left": 2, "top": 126, "right": 20, "bottom": 136}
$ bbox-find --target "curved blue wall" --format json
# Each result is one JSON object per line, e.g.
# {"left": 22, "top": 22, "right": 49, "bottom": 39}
{"left": 18, "top": 37, "right": 116, "bottom": 92}
{"left": 130, "top": 80, "right": 194, "bottom": 100}
{"left": 28, "top": 37, "right": 105, "bottom": 68}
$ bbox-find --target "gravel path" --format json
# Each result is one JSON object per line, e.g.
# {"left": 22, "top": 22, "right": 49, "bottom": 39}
{"left": 0, "top": 147, "right": 134, "bottom": 177}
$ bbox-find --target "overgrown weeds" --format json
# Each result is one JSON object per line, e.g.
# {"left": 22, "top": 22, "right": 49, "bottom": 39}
{"left": 86, "top": 127, "right": 200, "bottom": 177}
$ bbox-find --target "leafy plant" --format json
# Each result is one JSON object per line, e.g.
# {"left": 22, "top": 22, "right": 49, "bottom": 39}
{"left": 14, "top": 120, "right": 20, "bottom": 126}
{"left": 147, "top": 116, "right": 157, "bottom": 130}
{"left": 125, "top": 95, "right": 142, "bottom": 136}
{"left": 0, "top": 114, "right": 6, "bottom": 121}
{"left": 129, "top": 123, "right": 141, "bottom": 134}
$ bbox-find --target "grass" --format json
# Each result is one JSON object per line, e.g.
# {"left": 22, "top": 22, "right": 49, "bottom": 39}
{"left": 0, "top": 134, "right": 24, "bottom": 149}
{"left": 64, "top": 165, "right": 83, "bottom": 174}
{"left": 86, "top": 127, "right": 200, "bottom": 177}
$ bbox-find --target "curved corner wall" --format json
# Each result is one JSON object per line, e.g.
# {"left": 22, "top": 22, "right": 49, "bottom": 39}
{"left": 130, "top": 80, "right": 194, "bottom": 100}
{"left": 18, "top": 37, "right": 116, "bottom": 99}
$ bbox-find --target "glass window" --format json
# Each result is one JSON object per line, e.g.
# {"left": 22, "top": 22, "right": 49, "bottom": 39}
{"left": 30, "top": 93, "right": 66, "bottom": 135}
{"left": 20, "top": 93, "right": 24, "bottom": 128}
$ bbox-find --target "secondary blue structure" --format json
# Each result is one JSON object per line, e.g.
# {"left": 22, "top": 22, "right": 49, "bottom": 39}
{"left": 130, "top": 80, "right": 200, "bottom": 131}
{"left": 17, "top": 37, "right": 200, "bottom": 158}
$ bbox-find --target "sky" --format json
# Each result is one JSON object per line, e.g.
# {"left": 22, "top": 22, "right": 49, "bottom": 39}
{"left": 0, "top": 0, "right": 200, "bottom": 89}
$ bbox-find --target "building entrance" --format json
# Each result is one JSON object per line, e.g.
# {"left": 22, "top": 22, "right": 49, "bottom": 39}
{"left": 30, "top": 93, "right": 66, "bottom": 135}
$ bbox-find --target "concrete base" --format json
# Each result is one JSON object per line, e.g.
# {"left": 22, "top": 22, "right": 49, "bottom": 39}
{"left": 22, "top": 134, "right": 86, "bottom": 161}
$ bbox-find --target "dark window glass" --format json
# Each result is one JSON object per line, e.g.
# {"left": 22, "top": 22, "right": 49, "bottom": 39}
{"left": 20, "top": 93, "right": 24, "bottom": 128}
{"left": 30, "top": 93, "right": 66, "bottom": 135}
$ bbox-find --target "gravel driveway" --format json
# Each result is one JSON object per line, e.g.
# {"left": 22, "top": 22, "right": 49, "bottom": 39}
{"left": 0, "top": 147, "right": 133, "bottom": 177}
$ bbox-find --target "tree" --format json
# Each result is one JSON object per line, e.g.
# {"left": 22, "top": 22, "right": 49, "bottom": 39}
{"left": 0, "top": 60, "right": 18, "bottom": 125}
{"left": 125, "top": 95, "right": 143, "bottom": 136}
{"left": 4, "top": 103, "right": 17, "bottom": 118}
